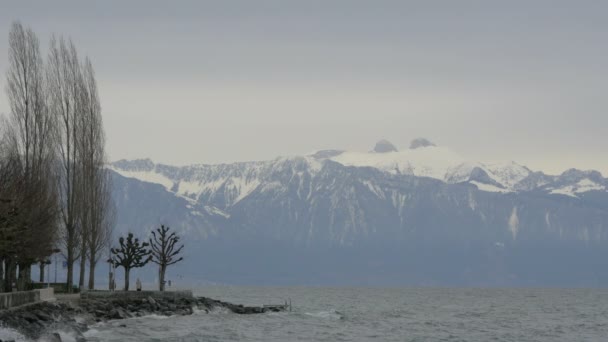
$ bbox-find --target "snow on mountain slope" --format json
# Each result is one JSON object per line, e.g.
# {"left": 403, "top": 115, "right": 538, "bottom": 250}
{"left": 109, "top": 156, "right": 322, "bottom": 208}
{"left": 110, "top": 167, "right": 175, "bottom": 191}
{"left": 327, "top": 144, "right": 464, "bottom": 179}
{"left": 483, "top": 161, "right": 532, "bottom": 189}
{"left": 109, "top": 139, "right": 605, "bottom": 196}
{"left": 548, "top": 178, "right": 606, "bottom": 198}
{"left": 320, "top": 139, "right": 531, "bottom": 191}
{"left": 469, "top": 181, "right": 512, "bottom": 193}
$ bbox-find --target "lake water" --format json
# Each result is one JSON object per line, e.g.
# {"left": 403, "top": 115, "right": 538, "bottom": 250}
{"left": 4, "top": 287, "right": 608, "bottom": 341}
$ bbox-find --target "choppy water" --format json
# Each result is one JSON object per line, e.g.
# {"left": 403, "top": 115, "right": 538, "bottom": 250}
{"left": 4, "top": 287, "right": 608, "bottom": 341}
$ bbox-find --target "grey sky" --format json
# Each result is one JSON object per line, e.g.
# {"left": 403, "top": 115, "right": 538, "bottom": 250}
{"left": 1, "top": 0, "right": 607, "bottom": 175}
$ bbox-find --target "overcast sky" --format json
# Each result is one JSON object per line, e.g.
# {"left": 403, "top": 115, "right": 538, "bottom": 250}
{"left": 1, "top": 0, "right": 607, "bottom": 175}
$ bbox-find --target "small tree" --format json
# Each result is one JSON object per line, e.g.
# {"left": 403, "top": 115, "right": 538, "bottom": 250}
{"left": 110, "top": 233, "right": 151, "bottom": 291}
{"left": 149, "top": 225, "right": 184, "bottom": 291}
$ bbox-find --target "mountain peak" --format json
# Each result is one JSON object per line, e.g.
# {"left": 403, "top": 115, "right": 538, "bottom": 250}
{"left": 409, "top": 138, "right": 436, "bottom": 149}
{"left": 373, "top": 139, "right": 398, "bottom": 153}
{"left": 558, "top": 168, "right": 604, "bottom": 183}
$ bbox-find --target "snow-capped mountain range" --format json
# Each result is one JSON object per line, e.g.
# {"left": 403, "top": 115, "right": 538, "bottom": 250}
{"left": 110, "top": 138, "right": 606, "bottom": 201}
{"left": 108, "top": 139, "right": 608, "bottom": 287}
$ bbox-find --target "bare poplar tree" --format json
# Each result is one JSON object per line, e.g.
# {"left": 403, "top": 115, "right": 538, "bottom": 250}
{"left": 86, "top": 168, "right": 114, "bottom": 289}
{"left": 80, "top": 57, "right": 114, "bottom": 289}
{"left": 46, "top": 31, "right": 112, "bottom": 291}
{"left": 76, "top": 102, "right": 90, "bottom": 290}
{"left": 73, "top": 57, "right": 114, "bottom": 290}
{"left": 5, "top": 22, "right": 51, "bottom": 179}
{"left": 47, "top": 35, "right": 84, "bottom": 292}
{"left": 2, "top": 22, "right": 110, "bottom": 292}
{"left": 4, "top": 21, "right": 59, "bottom": 290}
{"left": 149, "top": 225, "right": 184, "bottom": 291}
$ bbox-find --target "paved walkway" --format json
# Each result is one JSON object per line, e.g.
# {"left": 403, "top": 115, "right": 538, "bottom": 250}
{"left": 55, "top": 293, "right": 80, "bottom": 305}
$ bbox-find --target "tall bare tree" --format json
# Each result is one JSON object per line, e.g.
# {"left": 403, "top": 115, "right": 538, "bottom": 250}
{"left": 86, "top": 168, "right": 114, "bottom": 290}
{"left": 85, "top": 57, "right": 113, "bottom": 289}
{"left": 72, "top": 57, "right": 114, "bottom": 290}
{"left": 5, "top": 22, "right": 51, "bottom": 179}
{"left": 2, "top": 22, "right": 110, "bottom": 292}
{"left": 47, "top": 35, "right": 84, "bottom": 292}
{"left": 46, "top": 32, "right": 112, "bottom": 291}
{"left": 149, "top": 225, "right": 184, "bottom": 291}
{"left": 4, "top": 22, "right": 59, "bottom": 291}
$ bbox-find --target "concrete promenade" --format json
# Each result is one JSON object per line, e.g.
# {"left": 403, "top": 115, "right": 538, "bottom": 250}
{"left": 0, "top": 288, "right": 54, "bottom": 310}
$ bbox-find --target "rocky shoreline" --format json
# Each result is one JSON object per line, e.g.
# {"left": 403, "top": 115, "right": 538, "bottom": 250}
{"left": 0, "top": 295, "right": 285, "bottom": 341}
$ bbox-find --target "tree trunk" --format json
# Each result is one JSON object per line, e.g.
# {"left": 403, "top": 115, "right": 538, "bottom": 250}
{"left": 3, "top": 258, "right": 14, "bottom": 292}
{"left": 0, "top": 259, "right": 4, "bottom": 291}
{"left": 124, "top": 268, "right": 130, "bottom": 291}
{"left": 108, "top": 264, "right": 114, "bottom": 291}
{"left": 11, "top": 262, "right": 17, "bottom": 291}
{"left": 88, "top": 257, "right": 96, "bottom": 290}
{"left": 39, "top": 262, "right": 45, "bottom": 283}
{"left": 66, "top": 249, "right": 74, "bottom": 293}
{"left": 17, "top": 264, "right": 30, "bottom": 291}
{"left": 17, "top": 266, "right": 23, "bottom": 291}
{"left": 79, "top": 251, "right": 86, "bottom": 290}
{"left": 79, "top": 231, "right": 87, "bottom": 290}
{"left": 159, "top": 265, "right": 166, "bottom": 291}
{"left": 25, "top": 266, "right": 32, "bottom": 288}
{"left": 12, "top": 265, "right": 17, "bottom": 279}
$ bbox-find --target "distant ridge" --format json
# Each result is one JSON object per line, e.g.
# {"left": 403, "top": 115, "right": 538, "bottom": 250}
{"left": 106, "top": 140, "right": 608, "bottom": 286}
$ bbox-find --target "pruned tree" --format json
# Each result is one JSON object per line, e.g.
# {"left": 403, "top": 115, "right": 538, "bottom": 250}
{"left": 149, "top": 225, "right": 184, "bottom": 291}
{"left": 110, "top": 233, "right": 151, "bottom": 291}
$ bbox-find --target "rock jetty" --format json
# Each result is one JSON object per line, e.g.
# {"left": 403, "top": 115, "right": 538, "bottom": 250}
{"left": 0, "top": 294, "right": 287, "bottom": 341}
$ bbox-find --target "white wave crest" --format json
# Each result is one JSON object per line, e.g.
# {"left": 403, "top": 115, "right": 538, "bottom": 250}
{"left": 304, "top": 309, "right": 344, "bottom": 320}
{"left": 0, "top": 327, "right": 29, "bottom": 342}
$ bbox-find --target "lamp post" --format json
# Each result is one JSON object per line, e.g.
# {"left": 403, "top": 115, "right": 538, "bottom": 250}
{"left": 107, "top": 257, "right": 114, "bottom": 291}
{"left": 45, "top": 260, "right": 51, "bottom": 288}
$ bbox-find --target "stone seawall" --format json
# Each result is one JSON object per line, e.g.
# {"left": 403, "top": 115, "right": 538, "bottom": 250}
{"left": 0, "top": 288, "right": 54, "bottom": 310}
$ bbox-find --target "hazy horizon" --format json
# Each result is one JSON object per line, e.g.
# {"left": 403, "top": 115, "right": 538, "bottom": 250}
{"left": 1, "top": 5, "right": 608, "bottom": 340}
{"left": 1, "top": 0, "right": 607, "bottom": 175}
